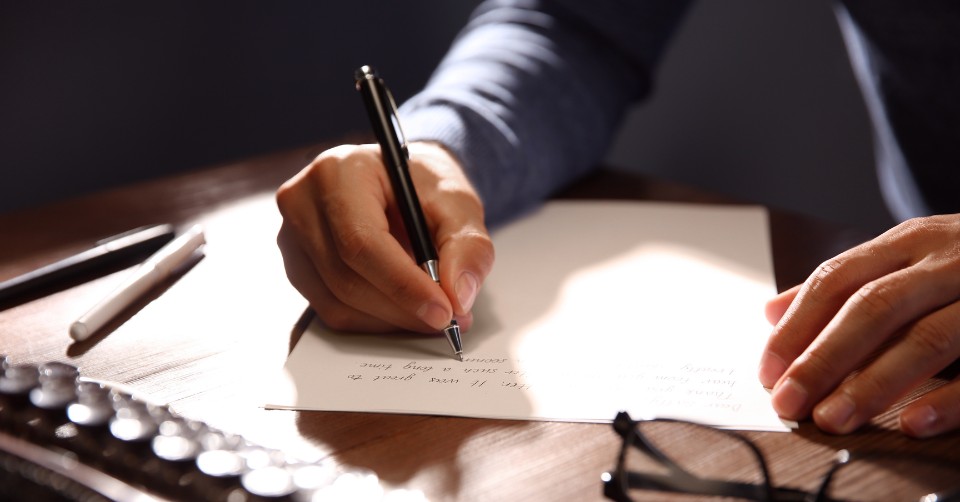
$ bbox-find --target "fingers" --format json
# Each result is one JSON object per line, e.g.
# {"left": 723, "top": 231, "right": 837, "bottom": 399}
{"left": 901, "top": 379, "right": 960, "bottom": 438}
{"left": 407, "top": 142, "right": 495, "bottom": 317}
{"left": 759, "top": 237, "right": 908, "bottom": 388}
{"left": 813, "top": 299, "right": 960, "bottom": 434}
{"left": 770, "top": 263, "right": 958, "bottom": 422}
{"left": 277, "top": 220, "right": 399, "bottom": 332}
{"left": 277, "top": 144, "right": 449, "bottom": 332}
{"left": 757, "top": 216, "right": 960, "bottom": 434}
{"left": 324, "top": 174, "right": 455, "bottom": 330}
{"left": 276, "top": 142, "right": 493, "bottom": 334}
{"left": 757, "top": 285, "right": 801, "bottom": 386}
{"left": 764, "top": 285, "right": 800, "bottom": 325}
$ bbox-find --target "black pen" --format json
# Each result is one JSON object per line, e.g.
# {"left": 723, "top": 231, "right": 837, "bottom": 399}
{"left": 355, "top": 65, "right": 464, "bottom": 361}
{"left": 0, "top": 224, "right": 176, "bottom": 304}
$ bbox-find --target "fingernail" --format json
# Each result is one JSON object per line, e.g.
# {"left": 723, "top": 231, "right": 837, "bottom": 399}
{"left": 758, "top": 351, "right": 787, "bottom": 388}
{"left": 417, "top": 302, "right": 450, "bottom": 331}
{"left": 772, "top": 378, "right": 808, "bottom": 419}
{"left": 901, "top": 405, "right": 939, "bottom": 438}
{"left": 455, "top": 272, "right": 479, "bottom": 312}
{"left": 816, "top": 394, "right": 856, "bottom": 433}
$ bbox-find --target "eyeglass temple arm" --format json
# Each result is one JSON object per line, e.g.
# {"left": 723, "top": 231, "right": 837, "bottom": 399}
{"left": 620, "top": 470, "right": 812, "bottom": 501}
{"left": 611, "top": 412, "right": 834, "bottom": 502}
{"left": 613, "top": 413, "right": 683, "bottom": 473}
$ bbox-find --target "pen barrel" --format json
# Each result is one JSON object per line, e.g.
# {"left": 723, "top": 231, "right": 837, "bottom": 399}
{"left": 0, "top": 224, "right": 175, "bottom": 304}
{"left": 72, "top": 265, "right": 159, "bottom": 340}
{"left": 69, "top": 225, "right": 205, "bottom": 341}
{"left": 356, "top": 69, "right": 438, "bottom": 267}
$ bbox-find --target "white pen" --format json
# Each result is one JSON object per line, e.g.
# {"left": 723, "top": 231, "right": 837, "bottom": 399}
{"left": 69, "top": 224, "right": 206, "bottom": 341}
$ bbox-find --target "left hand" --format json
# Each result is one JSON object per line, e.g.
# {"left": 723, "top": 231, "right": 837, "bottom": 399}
{"left": 759, "top": 214, "right": 960, "bottom": 437}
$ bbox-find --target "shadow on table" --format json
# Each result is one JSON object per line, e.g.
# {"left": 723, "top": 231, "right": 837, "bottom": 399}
{"left": 295, "top": 410, "right": 530, "bottom": 495}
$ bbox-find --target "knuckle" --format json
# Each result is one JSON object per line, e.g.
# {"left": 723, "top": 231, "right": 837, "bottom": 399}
{"left": 306, "top": 145, "right": 375, "bottom": 189}
{"left": 849, "top": 280, "right": 899, "bottom": 319}
{"left": 310, "top": 144, "right": 368, "bottom": 171}
{"left": 328, "top": 274, "right": 365, "bottom": 306}
{"left": 846, "top": 372, "right": 895, "bottom": 417}
{"left": 853, "top": 365, "right": 895, "bottom": 400}
{"left": 306, "top": 159, "right": 340, "bottom": 194}
{"left": 908, "top": 316, "right": 957, "bottom": 357}
{"left": 888, "top": 216, "right": 955, "bottom": 252}
{"left": 807, "top": 257, "right": 847, "bottom": 295}
{"left": 275, "top": 180, "right": 294, "bottom": 207}
{"left": 276, "top": 163, "right": 340, "bottom": 220}
{"left": 893, "top": 217, "right": 930, "bottom": 239}
{"left": 334, "top": 222, "right": 377, "bottom": 265}
{"left": 797, "top": 349, "right": 838, "bottom": 381}
{"left": 460, "top": 230, "right": 495, "bottom": 263}
{"left": 275, "top": 176, "right": 307, "bottom": 218}
{"left": 887, "top": 216, "right": 950, "bottom": 244}
{"left": 384, "top": 278, "right": 418, "bottom": 305}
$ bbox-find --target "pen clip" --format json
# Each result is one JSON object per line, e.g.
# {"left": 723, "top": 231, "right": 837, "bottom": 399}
{"left": 381, "top": 81, "right": 409, "bottom": 160}
{"left": 355, "top": 65, "right": 409, "bottom": 160}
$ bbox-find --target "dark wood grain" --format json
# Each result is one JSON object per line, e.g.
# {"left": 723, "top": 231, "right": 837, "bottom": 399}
{"left": 1, "top": 145, "right": 957, "bottom": 501}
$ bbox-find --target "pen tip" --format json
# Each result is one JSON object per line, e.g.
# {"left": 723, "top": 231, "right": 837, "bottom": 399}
{"left": 442, "top": 321, "right": 464, "bottom": 361}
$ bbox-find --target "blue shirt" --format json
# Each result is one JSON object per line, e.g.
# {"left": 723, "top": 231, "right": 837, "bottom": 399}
{"left": 399, "top": 0, "right": 960, "bottom": 225}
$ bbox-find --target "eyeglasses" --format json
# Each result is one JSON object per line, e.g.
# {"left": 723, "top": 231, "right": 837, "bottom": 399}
{"left": 601, "top": 411, "right": 960, "bottom": 502}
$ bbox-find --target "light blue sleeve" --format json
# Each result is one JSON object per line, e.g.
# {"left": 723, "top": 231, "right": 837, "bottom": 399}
{"left": 399, "top": 0, "right": 692, "bottom": 225}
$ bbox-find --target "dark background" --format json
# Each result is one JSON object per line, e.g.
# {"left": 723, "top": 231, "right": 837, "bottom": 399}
{"left": 0, "top": 1, "right": 893, "bottom": 233}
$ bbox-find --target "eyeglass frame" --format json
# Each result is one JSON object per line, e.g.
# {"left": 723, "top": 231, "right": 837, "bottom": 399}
{"left": 601, "top": 410, "right": 959, "bottom": 502}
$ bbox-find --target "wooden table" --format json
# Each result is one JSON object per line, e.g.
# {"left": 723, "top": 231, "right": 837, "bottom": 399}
{"left": 2, "top": 143, "right": 958, "bottom": 501}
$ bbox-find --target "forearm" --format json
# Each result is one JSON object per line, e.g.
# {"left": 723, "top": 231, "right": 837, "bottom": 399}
{"left": 399, "top": 0, "right": 691, "bottom": 225}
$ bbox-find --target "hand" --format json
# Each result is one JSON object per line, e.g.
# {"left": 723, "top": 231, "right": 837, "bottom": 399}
{"left": 276, "top": 141, "right": 494, "bottom": 333}
{"left": 760, "top": 214, "right": 960, "bottom": 437}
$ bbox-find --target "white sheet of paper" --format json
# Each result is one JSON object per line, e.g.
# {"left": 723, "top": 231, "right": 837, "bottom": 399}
{"left": 265, "top": 201, "right": 794, "bottom": 432}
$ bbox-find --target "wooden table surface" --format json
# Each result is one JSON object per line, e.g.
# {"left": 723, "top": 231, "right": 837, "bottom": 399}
{"left": 2, "top": 143, "right": 958, "bottom": 501}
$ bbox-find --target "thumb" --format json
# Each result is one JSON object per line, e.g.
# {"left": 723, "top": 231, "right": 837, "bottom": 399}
{"left": 440, "top": 227, "right": 495, "bottom": 317}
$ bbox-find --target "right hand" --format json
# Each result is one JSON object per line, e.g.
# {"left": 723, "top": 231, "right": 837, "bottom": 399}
{"left": 276, "top": 141, "right": 494, "bottom": 333}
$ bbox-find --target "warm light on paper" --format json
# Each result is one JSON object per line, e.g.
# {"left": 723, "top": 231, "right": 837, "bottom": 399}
{"left": 266, "top": 201, "right": 794, "bottom": 432}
